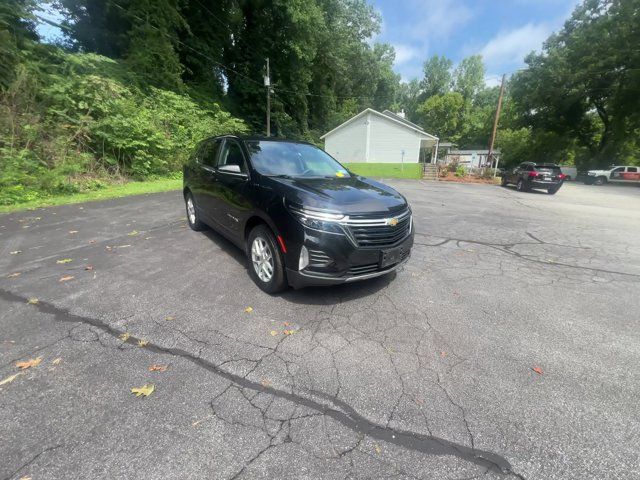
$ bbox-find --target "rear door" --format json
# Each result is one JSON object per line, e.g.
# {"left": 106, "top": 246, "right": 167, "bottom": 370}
{"left": 623, "top": 167, "right": 640, "bottom": 183}
{"left": 214, "top": 138, "right": 252, "bottom": 239}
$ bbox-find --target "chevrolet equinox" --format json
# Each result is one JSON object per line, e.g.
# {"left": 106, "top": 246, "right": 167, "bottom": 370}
{"left": 183, "top": 136, "right": 414, "bottom": 293}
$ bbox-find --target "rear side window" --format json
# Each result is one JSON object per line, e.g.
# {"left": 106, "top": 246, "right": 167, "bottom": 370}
{"left": 200, "top": 139, "right": 220, "bottom": 167}
{"left": 627, "top": 167, "right": 637, "bottom": 173}
{"left": 218, "top": 140, "right": 247, "bottom": 173}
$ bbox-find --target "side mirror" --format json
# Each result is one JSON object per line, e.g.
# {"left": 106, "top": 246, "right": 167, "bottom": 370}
{"left": 218, "top": 164, "right": 244, "bottom": 175}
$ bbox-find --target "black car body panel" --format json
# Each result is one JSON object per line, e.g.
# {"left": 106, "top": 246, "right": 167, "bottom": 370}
{"left": 183, "top": 135, "right": 414, "bottom": 289}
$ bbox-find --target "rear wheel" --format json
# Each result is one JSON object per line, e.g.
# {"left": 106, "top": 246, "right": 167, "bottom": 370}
{"left": 501, "top": 175, "right": 508, "bottom": 187}
{"left": 547, "top": 185, "right": 560, "bottom": 195}
{"left": 516, "top": 178, "right": 528, "bottom": 192}
{"left": 246, "top": 225, "right": 288, "bottom": 294}
{"left": 185, "top": 192, "right": 205, "bottom": 231}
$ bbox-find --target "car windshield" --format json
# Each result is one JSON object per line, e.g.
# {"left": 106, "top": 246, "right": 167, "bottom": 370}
{"left": 534, "top": 165, "right": 561, "bottom": 172}
{"left": 245, "top": 141, "right": 350, "bottom": 178}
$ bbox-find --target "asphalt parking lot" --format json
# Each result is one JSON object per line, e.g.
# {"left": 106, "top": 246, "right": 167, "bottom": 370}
{"left": 1, "top": 180, "right": 639, "bottom": 480}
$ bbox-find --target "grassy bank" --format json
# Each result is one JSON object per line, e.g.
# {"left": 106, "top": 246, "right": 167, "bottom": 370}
{"left": 344, "top": 163, "right": 422, "bottom": 179}
{"left": 0, "top": 177, "right": 182, "bottom": 214}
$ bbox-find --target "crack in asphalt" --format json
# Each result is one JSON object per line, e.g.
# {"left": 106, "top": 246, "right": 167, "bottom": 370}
{"left": 0, "top": 288, "right": 524, "bottom": 478}
{"left": 413, "top": 232, "right": 640, "bottom": 280}
{"left": 1, "top": 444, "right": 64, "bottom": 480}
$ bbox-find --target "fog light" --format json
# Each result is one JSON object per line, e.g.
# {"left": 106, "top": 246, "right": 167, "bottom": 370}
{"left": 299, "top": 245, "right": 309, "bottom": 271}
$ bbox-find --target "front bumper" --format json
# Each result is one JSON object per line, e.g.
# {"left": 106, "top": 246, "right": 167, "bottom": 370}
{"left": 284, "top": 227, "right": 414, "bottom": 289}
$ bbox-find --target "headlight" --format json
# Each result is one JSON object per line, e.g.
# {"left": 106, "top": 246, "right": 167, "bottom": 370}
{"left": 286, "top": 202, "right": 345, "bottom": 234}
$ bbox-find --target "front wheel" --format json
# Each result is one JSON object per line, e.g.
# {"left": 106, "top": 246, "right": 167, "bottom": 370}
{"left": 501, "top": 176, "right": 508, "bottom": 187}
{"left": 246, "top": 225, "right": 288, "bottom": 294}
{"left": 593, "top": 176, "right": 607, "bottom": 185}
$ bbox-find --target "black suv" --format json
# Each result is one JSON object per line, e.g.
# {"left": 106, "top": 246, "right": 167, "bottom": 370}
{"left": 183, "top": 135, "right": 414, "bottom": 293}
{"left": 501, "top": 162, "right": 566, "bottom": 194}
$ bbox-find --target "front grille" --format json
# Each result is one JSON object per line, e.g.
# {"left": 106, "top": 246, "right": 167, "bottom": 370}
{"left": 347, "top": 212, "right": 411, "bottom": 248}
{"left": 348, "top": 263, "right": 379, "bottom": 276}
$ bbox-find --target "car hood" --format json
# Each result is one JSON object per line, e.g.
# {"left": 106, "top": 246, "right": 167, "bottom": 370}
{"left": 263, "top": 175, "right": 408, "bottom": 215}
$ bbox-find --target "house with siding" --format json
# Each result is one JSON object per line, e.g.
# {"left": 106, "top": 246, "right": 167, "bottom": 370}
{"left": 321, "top": 108, "right": 439, "bottom": 165}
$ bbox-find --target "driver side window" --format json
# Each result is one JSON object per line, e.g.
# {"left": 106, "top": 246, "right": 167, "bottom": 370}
{"left": 218, "top": 140, "right": 247, "bottom": 173}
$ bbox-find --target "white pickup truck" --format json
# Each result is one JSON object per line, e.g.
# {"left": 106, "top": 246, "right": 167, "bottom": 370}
{"left": 585, "top": 166, "right": 640, "bottom": 185}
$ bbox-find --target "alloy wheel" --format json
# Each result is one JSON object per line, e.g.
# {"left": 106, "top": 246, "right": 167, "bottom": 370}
{"left": 186, "top": 196, "right": 196, "bottom": 225}
{"left": 251, "top": 236, "right": 274, "bottom": 282}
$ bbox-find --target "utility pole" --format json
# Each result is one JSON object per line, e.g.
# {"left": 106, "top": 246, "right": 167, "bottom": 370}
{"left": 488, "top": 73, "right": 506, "bottom": 176}
{"left": 264, "top": 58, "right": 271, "bottom": 137}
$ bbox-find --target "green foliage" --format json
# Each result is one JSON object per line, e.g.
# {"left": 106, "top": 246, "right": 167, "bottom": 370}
{"left": 416, "top": 92, "right": 466, "bottom": 143}
{"left": 0, "top": 50, "right": 246, "bottom": 205}
{"left": 454, "top": 165, "right": 466, "bottom": 177}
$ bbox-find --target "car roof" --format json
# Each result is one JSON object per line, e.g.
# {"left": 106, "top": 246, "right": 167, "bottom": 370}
{"left": 209, "top": 134, "right": 313, "bottom": 145}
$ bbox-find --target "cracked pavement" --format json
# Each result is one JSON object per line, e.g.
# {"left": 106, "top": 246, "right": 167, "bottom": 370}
{"left": 1, "top": 181, "right": 639, "bottom": 479}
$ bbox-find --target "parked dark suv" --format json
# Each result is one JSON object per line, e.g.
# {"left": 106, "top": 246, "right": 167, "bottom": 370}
{"left": 183, "top": 135, "right": 414, "bottom": 293}
{"left": 501, "top": 162, "right": 566, "bottom": 194}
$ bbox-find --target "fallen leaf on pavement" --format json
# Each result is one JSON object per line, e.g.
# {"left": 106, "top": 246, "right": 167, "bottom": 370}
{"left": 244, "top": 306, "right": 253, "bottom": 313}
{"left": 19, "top": 476, "right": 31, "bottom": 480}
{"left": 283, "top": 329, "right": 297, "bottom": 335}
{"left": 128, "top": 230, "right": 139, "bottom": 236}
{"left": 117, "top": 244, "right": 131, "bottom": 248}
{"left": 131, "top": 384, "right": 155, "bottom": 397}
{"left": 27, "top": 298, "right": 39, "bottom": 305}
{"left": 149, "top": 364, "right": 168, "bottom": 372}
{"left": 69, "top": 230, "right": 78, "bottom": 234}
{"left": 532, "top": 366, "right": 544, "bottom": 375}
{"left": 283, "top": 322, "right": 291, "bottom": 326}
{"left": 270, "top": 330, "right": 278, "bottom": 336}
{"left": 7, "top": 272, "right": 21, "bottom": 278}
{"left": 374, "top": 444, "right": 382, "bottom": 454}
{"left": 89, "top": 239, "right": 96, "bottom": 244}
{"left": 10, "top": 250, "right": 22, "bottom": 255}
{"left": 260, "top": 379, "right": 271, "bottom": 388}
{"left": 137, "top": 339, "right": 148, "bottom": 347}
{"left": 85, "top": 265, "right": 94, "bottom": 271}
{"left": 52, "top": 358, "right": 62, "bottom": 365}
{"left": 16, "top": 357, "right": 42, "bottom": 369}
{"left": 0, "top": 372, "right": 22, "bottom": 386}
{"left": 119, "top": 332, "right": 131, "bottom": 342}
{"left": 165, "top": 316, "right": 175, "bottom": 321}
{"left": 59, "top": 275, "right": 75, "bottom": 282}
{"left": 56, "top": 258, "right": 73, "bottom": 264}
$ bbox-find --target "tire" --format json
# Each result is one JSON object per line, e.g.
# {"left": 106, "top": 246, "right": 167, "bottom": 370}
{"left": 547, "top": 186, "right": 560, "bottom": 195}
{"left": 594, "top": 176, "right": 607, "bottom": 185}
{"left": 185, "top": 191, "right": 206, "bottom": 231}
{"left": 516, "top": 178, "right": 528, "bottom": 192}
{"left": 246, "top": 225, "right": 288, "bottom": 294}
{"left": 501, "top": 176, "right": 508, "bottom": 187}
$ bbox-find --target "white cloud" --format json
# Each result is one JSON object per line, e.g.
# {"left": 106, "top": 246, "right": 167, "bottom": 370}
{"left": 480, "top": 23, "right": 552, "bottom": 69}
{"left": 405, "top": 0, "right": 472, "bottom": 42}
{"left": 393, "top": 44, "right": 421, "bottom": 65}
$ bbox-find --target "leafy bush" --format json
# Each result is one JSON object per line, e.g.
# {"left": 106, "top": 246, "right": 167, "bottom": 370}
{"left": 0, "top": 51, "right": 247, "bottom": 205}
{"left": 454, "top": 165, "right": 466, "bottom": 177}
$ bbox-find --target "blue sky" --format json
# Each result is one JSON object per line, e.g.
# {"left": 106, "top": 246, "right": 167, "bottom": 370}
{"left": 37, "top": 0, "right": 581, "bottom": 87}
{"left": 370, "top": 0, "right": 581, "bottom": 85}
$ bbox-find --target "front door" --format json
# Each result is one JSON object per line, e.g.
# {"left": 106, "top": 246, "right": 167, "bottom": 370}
{"left": 215, "top": 139, "right": 252, "bottom": 239}
{"left": 610, "top": 166, "right": 626, "bottom": 182}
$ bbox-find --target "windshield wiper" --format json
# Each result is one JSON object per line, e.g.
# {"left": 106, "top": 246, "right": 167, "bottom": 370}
{"left": 266, "top": 174, "right": 294, "bottom": 179}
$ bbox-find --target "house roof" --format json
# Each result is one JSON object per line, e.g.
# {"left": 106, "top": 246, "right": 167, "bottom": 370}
{"left": 449, "top": 149, "right": 501, "bottom": 155}
{"left": 320, "top": 108, "right": 438, "bottom": 140}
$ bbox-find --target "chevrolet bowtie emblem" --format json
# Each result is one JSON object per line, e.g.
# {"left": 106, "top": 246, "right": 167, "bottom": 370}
{"left": 388, "top": 217, "right": 399, "bottom": 226}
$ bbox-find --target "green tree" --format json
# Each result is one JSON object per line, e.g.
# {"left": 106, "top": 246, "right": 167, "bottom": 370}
{"left": 453, "top": 55, "right": 485, "bottom": 103}
{"left": 510, "top": 0, "right": 640, "bottom": 167}
{"left": 420, "top": 55, "right": 452, "bottom": 99}
{"left": 416, "top": 92, "right": 466, "bottom": 143}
